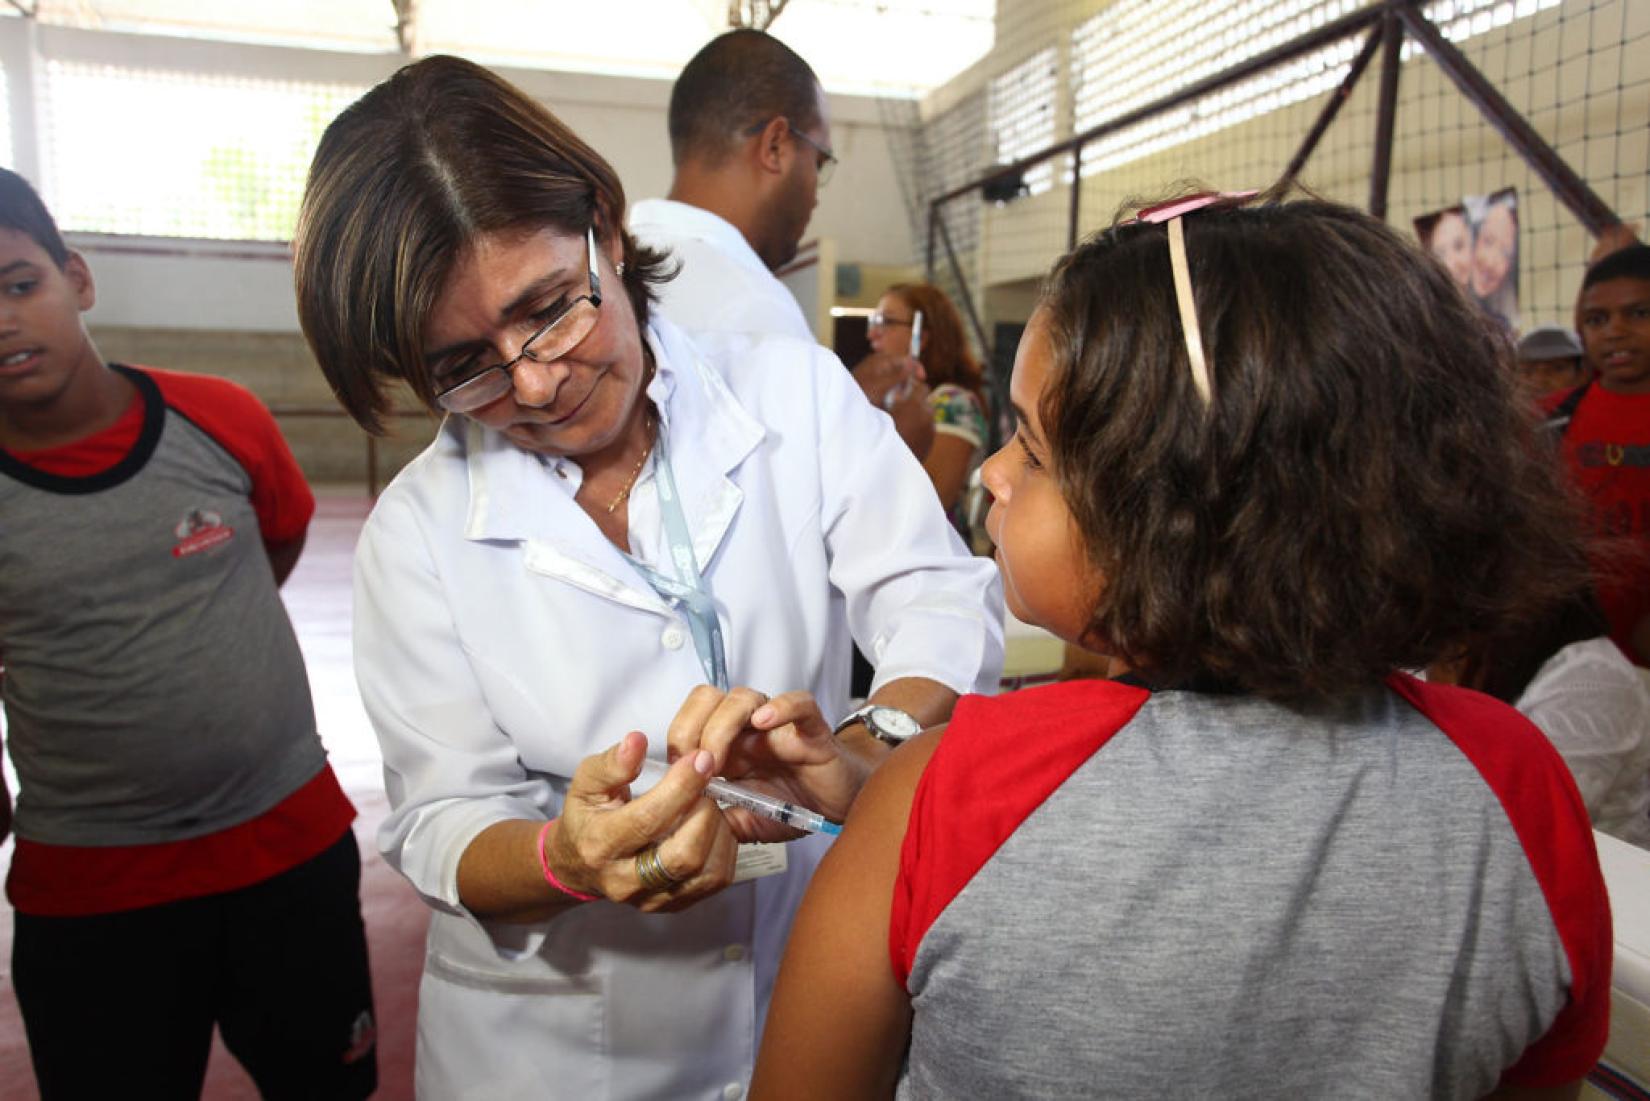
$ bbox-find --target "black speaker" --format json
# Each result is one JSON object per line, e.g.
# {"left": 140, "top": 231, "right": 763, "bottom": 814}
{"left": 982, "top": 169, "right": 1028, "bottom": 204}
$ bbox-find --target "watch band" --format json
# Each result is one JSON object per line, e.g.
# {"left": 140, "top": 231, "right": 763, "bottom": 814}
{"left": 833, "top": 704, "right": 921, "bottom": 746}
{"left": 832, "top": 704, "right": 874, "bottom": 738}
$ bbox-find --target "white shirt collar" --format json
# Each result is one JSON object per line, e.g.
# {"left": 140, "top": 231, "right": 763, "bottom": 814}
{"left": 536, "top": 324, "right": 678, "bottom": 484}
{"left": 628, "top": 199, "right": 771, "bottom": 282}
{"left": 459, "top": 316, "right": 760, "bottom": 547}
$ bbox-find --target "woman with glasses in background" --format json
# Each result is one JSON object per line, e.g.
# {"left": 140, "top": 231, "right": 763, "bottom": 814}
{"left": 867, "top": 284, "right": 990, "bottom": 540}
{"left": 293, "top": 55, "right": 1002, "bottom": 1099}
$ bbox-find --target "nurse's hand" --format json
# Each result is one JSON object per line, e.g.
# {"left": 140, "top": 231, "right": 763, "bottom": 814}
{"left": 547, "top": 732, "right": 740, "bottom": 913}
{"left": 665, "top": 686, "right": 873, "bottom": 842}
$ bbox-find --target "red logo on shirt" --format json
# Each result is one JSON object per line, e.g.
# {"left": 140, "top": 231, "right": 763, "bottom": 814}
{"left": 171, "top": 508, "right": 235, "bottom": 557}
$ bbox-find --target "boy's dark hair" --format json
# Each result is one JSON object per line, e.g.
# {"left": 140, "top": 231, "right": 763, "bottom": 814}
{"left": 293, "top": 55, "right": 672, "bottom": 434}
{"left": 668, "top": 30, "right": 820, "bottom": 167}
{"left": 1582, "top": 242, "right": 1650, "bottom": 289}
{"left": 1041, "top": 194, "right": 1588, "bottom": 699}
{"left": 0, "top": 168, "right": 70, "bottom": 268}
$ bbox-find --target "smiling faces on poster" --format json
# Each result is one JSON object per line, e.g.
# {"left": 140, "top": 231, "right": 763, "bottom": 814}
{"left": 1466, "top": 188, "right": 1519, "bottom": 330}
{"left": 1415, "top": 188, "right": 1520, "bottom": 333}
{"left": 1416, "top": 205, "right": 1473, "bottom": 292}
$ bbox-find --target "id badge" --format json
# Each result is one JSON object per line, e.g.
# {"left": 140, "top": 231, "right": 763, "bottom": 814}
{"left": 733, "top": 841, "right": 789, "bottom": 882}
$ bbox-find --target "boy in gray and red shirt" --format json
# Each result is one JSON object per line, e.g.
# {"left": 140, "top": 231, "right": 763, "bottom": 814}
{"left": 0, "top": 168, "right": 376, "bottom": 1099}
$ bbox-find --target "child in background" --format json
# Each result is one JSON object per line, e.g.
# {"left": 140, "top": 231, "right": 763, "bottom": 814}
{"left": 752, "top": 195, "right": 1609, "bottom": 1099}
{"left": 1516, "top": 324, "right": 1588, "bottom": 401}
{"left": 1548, "top": 243, "right": 1650, "bottom": 665}
{"left": 0, "top": 168, "right": 376, "bottom": 1099}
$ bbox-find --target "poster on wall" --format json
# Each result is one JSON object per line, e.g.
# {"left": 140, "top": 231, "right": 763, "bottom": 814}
{"left": 1415, "top": 188, "right": 1520, "bottom": 333}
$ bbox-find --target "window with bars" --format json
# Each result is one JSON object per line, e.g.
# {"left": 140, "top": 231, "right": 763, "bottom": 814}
{"left": 40, "top": 62, "right": 363, "bottom": 241}
{"left": 987, "top": 46, "right": 1059, "bottom": 197}
{"left": 1071, "top": 0, "right": 1564, "bottom": 177}
{"left": 0, "top": 67, "right": 10, "bottom": 171}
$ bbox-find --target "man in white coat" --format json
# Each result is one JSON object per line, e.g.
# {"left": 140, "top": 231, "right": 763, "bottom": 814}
{"left": 629, "top": 30, "right": 935, "bottom": 457}
{"left": 629, "top": 29, "right": 829, "bottom": 343}
{"left": 632, "top": 29, "right": 951, "bottom": 707}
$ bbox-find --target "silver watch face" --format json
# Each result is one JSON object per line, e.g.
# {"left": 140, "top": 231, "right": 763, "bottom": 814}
{"left": 867, "top": 706, "right": 921, "bottom": 742}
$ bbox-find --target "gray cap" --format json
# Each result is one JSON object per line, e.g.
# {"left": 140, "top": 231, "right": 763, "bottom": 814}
{"left": 1517, "top": 325, "right": 1583, "bottom": 361}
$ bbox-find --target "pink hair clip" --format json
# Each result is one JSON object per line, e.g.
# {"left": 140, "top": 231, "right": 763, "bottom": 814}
{"left": 1130, "top": 190, "right": 1259, "bottom": 407}
{"left": 1135, "top": 189, "right": 1260, "bottom": 225}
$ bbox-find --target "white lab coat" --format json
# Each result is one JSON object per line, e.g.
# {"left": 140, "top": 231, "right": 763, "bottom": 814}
{"left": 629, "top": 199, "right": 815, "bottom": 342}
{"left": 354, "top": 317, "right": 1004, "bottom": 1099}
{"left": 1515, "top": 638, "right": 1650, "bottom": 848}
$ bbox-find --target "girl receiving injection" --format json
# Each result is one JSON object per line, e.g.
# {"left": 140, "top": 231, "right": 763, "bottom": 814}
{"left": 751, "top": 194, "right": 1611, "bottom": 1100}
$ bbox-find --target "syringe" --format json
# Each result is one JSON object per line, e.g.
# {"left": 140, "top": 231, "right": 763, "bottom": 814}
{"left": 638, "top": 758, "right": 842, "bottom": 837}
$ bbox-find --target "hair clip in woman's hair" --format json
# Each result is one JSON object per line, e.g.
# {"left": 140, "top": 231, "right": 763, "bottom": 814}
{"left": 1135, "top": 189, "right": 1259, "bottom": 225}
{"left": 1132, "top": 189, "right": 1258, "bottom": 407}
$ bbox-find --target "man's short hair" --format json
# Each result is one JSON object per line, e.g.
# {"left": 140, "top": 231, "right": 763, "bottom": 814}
{"left": 0, "top": 168, "right": 70, "bottom": 268}
{"left": 669, "top": 30, "right": 820, "bottom": 166}
{"left": 1582, "top": 242, "right": 1650, "bottom": 289}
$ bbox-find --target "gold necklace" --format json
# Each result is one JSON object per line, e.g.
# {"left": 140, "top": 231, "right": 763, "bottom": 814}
{"left": 605, "top": 409, "right": 656, "bottom": 514}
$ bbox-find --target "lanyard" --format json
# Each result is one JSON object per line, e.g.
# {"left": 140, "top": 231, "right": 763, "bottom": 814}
{"left": 624, "top": 422, "right": 729, "bottom": 691}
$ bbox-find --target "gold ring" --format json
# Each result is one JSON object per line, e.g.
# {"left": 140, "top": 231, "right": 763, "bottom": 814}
{"left": 635, "top": 844, "right": 681, "bottom": 890}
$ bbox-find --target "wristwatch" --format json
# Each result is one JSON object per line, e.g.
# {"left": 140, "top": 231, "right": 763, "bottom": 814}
{"left": 832, "top": 704, "right": 922, "bottom": 747}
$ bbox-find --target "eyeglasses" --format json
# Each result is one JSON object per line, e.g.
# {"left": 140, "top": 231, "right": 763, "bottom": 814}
{"left": 434, "top": 226, "right": 604, "bottom": 414}
{"left": 743, "top": 118, "right": 837, "bottom": 188}
{"left": 787, "top": 124, "right": 837, "bottom": 188}
{"left": 867, "top": 312, "right": 912, "bottom": 331}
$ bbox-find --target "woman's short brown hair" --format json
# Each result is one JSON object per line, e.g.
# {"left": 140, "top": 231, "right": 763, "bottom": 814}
{"left": 884, "top": 282, "right": 983, "bottom": 400}
{"left": 293, "top": 55, "right": 671, "bottom": 433}
{"left": 1041, "top": 194, "right": 1587, "bottom": 699}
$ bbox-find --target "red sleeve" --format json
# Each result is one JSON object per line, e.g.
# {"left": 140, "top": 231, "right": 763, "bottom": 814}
{"left": 1539, "top": 386, "right": 1576, "bottom": 416}
{"left": 889, "top": 679, "right": 1150, "bottom": 987}
{"left": 140, "top": 367, "right": 314, "bottom": 543}
{"left": 1386, "top": 673, "right": 1613, "bottom": 1085}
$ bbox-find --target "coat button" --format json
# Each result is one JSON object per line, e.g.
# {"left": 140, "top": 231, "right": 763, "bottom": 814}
{"left": 661, "top": 627, "right": 685, "bottom": 650}
{"left": 723, "top": 944, "right": 746, "bottom": 962}
{"left": 722, "top": 1085, "right": 744, "bottom": 1101}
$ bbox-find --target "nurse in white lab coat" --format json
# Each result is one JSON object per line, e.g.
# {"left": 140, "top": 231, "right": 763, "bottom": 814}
{"left": 293, "top": 56, "right": 1004, "bottom": 1099}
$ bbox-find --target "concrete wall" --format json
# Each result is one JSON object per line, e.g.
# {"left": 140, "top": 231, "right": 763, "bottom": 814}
{"left": 0, "top": 18, "right": 920, "bottom": 485}
{"left": 87, "top": 325, "right": 438, "bottom": 491}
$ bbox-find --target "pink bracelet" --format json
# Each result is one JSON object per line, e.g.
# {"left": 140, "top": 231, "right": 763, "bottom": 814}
{"left": 536, "top": 819, "right": 598, "bottom": 902}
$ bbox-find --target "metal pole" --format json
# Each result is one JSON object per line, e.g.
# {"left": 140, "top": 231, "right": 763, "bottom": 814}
{"left": 933, "top": 3, "right": 1384, "bottom": 207}
{"left": 1369, "top": 11, "right": 1403, "bottom": 220}
{"left": 1395, "top": 1, "right": 1618, "bottom": 233}
{"left": 1280, "top": 25, "right": 1383, "bottom": 191}
{"left": 936, "top": 214, "right": 990, "bottom": 359}
{"left": 924, "top": 202, "right": 938, "bottom": 284}
{"left": 1067, "top": 145, "right": 1083, "bottom": 252}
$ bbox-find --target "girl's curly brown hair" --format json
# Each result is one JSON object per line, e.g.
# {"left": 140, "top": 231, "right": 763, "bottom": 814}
{"left": 1041, "top": 193, "right": 1588, "bottom": 699}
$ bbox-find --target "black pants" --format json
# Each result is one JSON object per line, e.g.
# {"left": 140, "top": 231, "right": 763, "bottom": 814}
{"left": 13, "top": 829, "right": 378, "bottom": 1101}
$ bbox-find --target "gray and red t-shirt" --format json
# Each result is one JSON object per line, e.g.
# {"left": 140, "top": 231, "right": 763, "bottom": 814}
{"left": 0, "top": 364, "right": 351, "bottom": 915}
{"left": 892, "top": 675, "right": 1611, "bottom": 1098}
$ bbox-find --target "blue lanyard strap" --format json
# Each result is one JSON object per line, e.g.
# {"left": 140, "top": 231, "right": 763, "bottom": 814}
{"left": 624, "top": 422, "right": 729, "bottom": 691}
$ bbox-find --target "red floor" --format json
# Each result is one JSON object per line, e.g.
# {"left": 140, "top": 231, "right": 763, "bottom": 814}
{"left": 0, "top": 492, "right": 425, "bottom": 1100}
